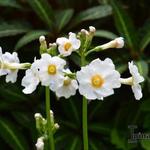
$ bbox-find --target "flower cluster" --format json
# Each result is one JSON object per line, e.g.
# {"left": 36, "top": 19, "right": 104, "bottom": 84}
{"left": 0, "top": 26, "right": 145, "bottom": 150}
{"left": 35, "top": 110, "right": 59, "bottom": 150}
{"left": 0, "top": 26, "right": 145, "bottom": 101}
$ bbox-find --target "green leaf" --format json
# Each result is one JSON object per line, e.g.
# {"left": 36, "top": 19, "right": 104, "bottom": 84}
{"left": 0, "top": 84, "right": 27, "bottom": 102}
{"left": 15, "top": 30, "right": 49, "bottom": 50}
{"left": 116, "top": 63, "right": 127, "bottom": 74}
{"left": 55, "top": 9, "right": 74, "bottom": 31}
{"left": 136, "top": 60, "right": 149, "bottom": 78}
{"left": 72, "top": 5, "right": 112, "bottom": 27}
{"left": 111, "top": 0, "right": 138, "bottom": 53}
{"left": 90, "top": 140, "right": 99, "bottom": 150}
{"left": 27, "top": 0, "right": 54, "bottom": 28}
{"left": 111, "top": 129, "right": 126, "bottom": 150}
{"left": 95, "top": 30, "right": 118, "bottom": 39}
{"left": 141, "top": 140, "right": 150, "bottom": 150}
{"left": 141, "top": 100, "right": 150, "bottom": 112}
{"left": 0, "top": 0, "right": 21, "bottom": 8}
{"left": 0, "top": 22, "right": 30, "bottom": 38}
{"left": 140, "top": 30, "right": 150, "bottom": 51}
{"left": 0, "top": 118, "right": 29, "bottom": 150}
{"left": 69, "top": 137, "right": 79, "bottom": 150}
{"left": 89, "top": 123, "right": 111, "bottom": 135}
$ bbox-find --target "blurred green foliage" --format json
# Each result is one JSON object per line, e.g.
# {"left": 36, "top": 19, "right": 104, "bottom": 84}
{"left": 0, "top": 0, "right": 149, "bottom": 149}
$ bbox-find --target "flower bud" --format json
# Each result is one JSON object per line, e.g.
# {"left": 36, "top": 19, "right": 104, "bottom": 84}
{"left": 35, "top": 113, "right": 42, "bottom": 119}
{"left": 81, "top": 29, "right": 89, "bottom": 35}
{"left": 99, "top": 37, "right": 124, "bottom": 50}
{"left": 114, "top": 37, "right": 124, "bottom": 48}
{"left": 47, "top": 43, "right": 57, "bottom": 56}
{"left": 39, "top": 35, "right": 47, "bottom": 54}
{"left": 54, "top": 123, "right": 60, "bottom": 129}
{"left": 35, "top": 137, "right": 44, "bottom": 150}
{"left": 39, "top": 36, "right": 45, "bottom": 43}
{"left": 89, "top": 26, "right": 96, "bottom": 33}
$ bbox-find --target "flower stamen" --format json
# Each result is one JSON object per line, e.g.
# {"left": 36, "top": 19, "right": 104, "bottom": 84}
{"left": 91, "top": 74, "right": 104, "bottom": 88}
{"left": 64, "top": 42, "right": 72, "bottom": 51}
{"left": 48, "top": 64, "right": 56, "bottom": 75}
{"left": 63, "top": 78, "right": 71, "bottom": 86}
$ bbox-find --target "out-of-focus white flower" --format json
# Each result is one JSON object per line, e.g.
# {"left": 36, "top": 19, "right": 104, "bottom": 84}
{"left": 55, "top": 69, "right": 78, "bottom": 98}
{"left": 77, "top": 58, "right": 121, "bottom": 100}
{"left": 100, "top": 37, "right": 124, "bottom": 50}
{"left": 22, "top": 59, "right": 41, "bottom": 94}
{"left": 0, "top": 47, "right": 20, "bottom": 83}
{"left": 38, "top": 54, "right": 66, "bottom": 91}
{"left": 56, "top": 32, "right": 81, "bottom": 56}
{"left": 129, "top": 61, "right": 144, "bottom": 100}
{"left": 35, "top": 137, "right": 44, "bottom": 150}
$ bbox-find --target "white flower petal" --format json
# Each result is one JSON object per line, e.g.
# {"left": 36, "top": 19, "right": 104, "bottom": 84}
{"left": 5, "top": 71, "right": 18, "bottom": 83}
{"left": 69, "top": 32, "right": 81, "bottom": 50}
{"left": 79, "top": 84, "right": 97, "bottom": 100}
{"left": 56, "top": 37, "right": 68, "bottom": 45}
{"left": 132, "top": 84, "right": 143, "bottom": 100}
{"left": 128, "top": 61, "right": 144, "bottom": 100}
{"left": 22, "top": 69, "right": 40, "bottom": 94}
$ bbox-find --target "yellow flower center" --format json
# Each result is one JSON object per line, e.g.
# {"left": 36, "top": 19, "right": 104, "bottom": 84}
{"left": 63, "top": 78, "right": 71, "bottom": 86}
{"left": 91, "top": 74, "right": 104, "bottom": 88}
{"left": 64, "top": 42, "right": 72, "bottom": 51}
{"left": 48, "top": 64, "right": 56, "bottom": 75}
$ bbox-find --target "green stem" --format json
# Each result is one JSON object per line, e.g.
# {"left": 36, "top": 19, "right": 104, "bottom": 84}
{"left": 85, "top": 46, "right": 103, "bottom": 56}
{"left": 81, "top": 54, "right": 88, "bottom": 150}
{"left": 45, "top": 87, "right": 55, "bottom": 150}
{"left": 83, "top": 96, "right": 88, "bottom": 150}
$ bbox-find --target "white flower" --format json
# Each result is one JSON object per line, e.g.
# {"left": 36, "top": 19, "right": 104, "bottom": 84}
{"left": 35, "top": 137, "right": 44, "bottom": 150}
{"left": 77, "top": 58, "right": 121, "bottom": 100}
{"left": 55, "top": 69, "right": 78, "bottom": 98}
{"left": 38, "top": 54, "right": 66, "bottom": 91}
{"left": 128, "top": 61, "right": 144, "bottom": 100}
{"left": 22, "top": 59, "right": 41, "bottom": 94}
{"left": 56, "top": 32, "right": 81, "bottom": 56}
{"left": 0, "top": 47, "right": 19, "bottom": 83}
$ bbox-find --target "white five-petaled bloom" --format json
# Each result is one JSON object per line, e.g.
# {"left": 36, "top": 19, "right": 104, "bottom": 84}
{"left": 55, "top": 69, "right": 78, "bottom": 98}
{"left": 22, "top": 59, "right": 41, "bottom": 94}
{"left": 35, "top": 137, "right": 44, "bottom": 150}
{"left": 77, "top": 58, "right": 121, "bottom": 100}
{"left": 38, "top": 54, "right": 66, "bottom": 91}
{"left": 0, "top": 47, "right": 20, "bottom": 83}
{"left": 56, "top": 32, "right": 81, "bottom": 56}
{"left": 128, "top": 61, "right": 144, "bottom": 100}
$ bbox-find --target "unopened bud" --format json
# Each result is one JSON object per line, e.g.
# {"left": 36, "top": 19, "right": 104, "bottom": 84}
{"left": 81, "top": 29, "right": 89, "bottom": 35}
{"left": 54, "top": 123, "right": 60, "bottom": 129}
{"left": 39, "top": 35, "right": 47, "bottom": 54}
{"left": 114, "top": 37, "right": 124, "bottom": 48}
{"left": 89, "top": 26, "right": 96, "bottom": 33}
{"left": 49, "top": 43, "right": 57, "bottom": 47}
{"left": 35, "top": 113, "right": 42, "bottom": 119}
{"left": 50, "top": 110, "right": 53, "bottom": 116}
{"left": 39, "top": 36, "right": 45, "bottom": 43}
{"left": 35, "top": 137, "right": 44, "bottom": 150}
{"left": 99, "top": 37, "right": 124, "bottom": 50}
